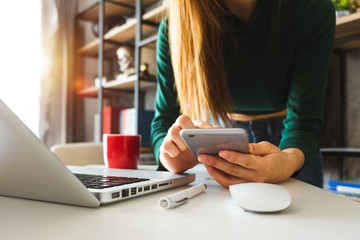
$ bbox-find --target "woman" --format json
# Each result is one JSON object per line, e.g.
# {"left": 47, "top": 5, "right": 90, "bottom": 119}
{"left": 150, "top": 0, "right": 335, "bottom": 188}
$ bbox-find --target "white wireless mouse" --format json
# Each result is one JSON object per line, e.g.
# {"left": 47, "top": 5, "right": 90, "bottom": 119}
{"left": 229, "top": 183, "right": 291, "bottom": 212}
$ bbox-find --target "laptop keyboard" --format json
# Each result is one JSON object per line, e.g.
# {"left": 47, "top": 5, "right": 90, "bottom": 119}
{"left": 74, "top": 174, "right": 150, "bottom": 189}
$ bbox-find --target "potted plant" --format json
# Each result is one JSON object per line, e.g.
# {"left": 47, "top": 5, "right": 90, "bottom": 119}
{"left": 332, "top": 0, "right": 360, "bottom": 17}
{"left": 332, "top": 0, "right": 350, "bottom": 18}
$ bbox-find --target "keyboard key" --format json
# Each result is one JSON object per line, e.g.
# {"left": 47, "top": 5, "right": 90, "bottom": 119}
{"left": 74, "top": 174, "right": 150, "bottom": 189}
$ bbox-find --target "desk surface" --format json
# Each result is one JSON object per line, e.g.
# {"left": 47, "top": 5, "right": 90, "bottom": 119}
{"left": 0, "top": 164, "right": 359, "bottom": 240}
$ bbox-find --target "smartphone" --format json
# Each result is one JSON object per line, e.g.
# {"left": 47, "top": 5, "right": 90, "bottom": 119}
{"left": 179, "top": 128, "right": 249, "bottom": 158}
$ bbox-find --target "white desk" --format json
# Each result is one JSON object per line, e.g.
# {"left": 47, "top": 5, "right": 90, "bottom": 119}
{"left": 0, "top": 164, "right": 359, "bottom": 240}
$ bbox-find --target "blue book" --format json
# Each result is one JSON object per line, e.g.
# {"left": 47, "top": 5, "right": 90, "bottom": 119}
{"left": 327, "top": 180, "right": 360, "bottom": 189}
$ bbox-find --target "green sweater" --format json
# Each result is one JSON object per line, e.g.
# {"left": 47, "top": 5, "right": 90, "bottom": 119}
{"left": 151, "top": 0, "right": 335, "bottom": 171}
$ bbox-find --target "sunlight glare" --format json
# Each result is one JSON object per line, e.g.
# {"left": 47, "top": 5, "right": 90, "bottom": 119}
{"left": 0, "top": 0, "right": 42, "bottom": 137}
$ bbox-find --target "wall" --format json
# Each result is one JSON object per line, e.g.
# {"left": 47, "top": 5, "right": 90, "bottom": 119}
{"left": 322, "top": 54, "right": 343, "bottom": 182}
{"left": 344, "top": 48, "right": 360, "bottom": 180}
{"left": 322, "top": 48, "right": 360, "bottom": 183}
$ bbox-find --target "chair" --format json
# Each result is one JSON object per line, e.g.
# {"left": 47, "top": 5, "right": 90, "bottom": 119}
{"left": 50, "top": 142, "right": 104, "bottom": 166}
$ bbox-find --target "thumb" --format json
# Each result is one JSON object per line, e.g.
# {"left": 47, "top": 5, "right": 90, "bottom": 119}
{"left": 249, "top": 141, "right": 278, "bottom": 156}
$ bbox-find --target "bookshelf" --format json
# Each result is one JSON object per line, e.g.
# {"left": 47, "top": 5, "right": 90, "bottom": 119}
{"left": 78, "top": 75, "right": 157, "bottom": 98}
{"left": 335, "top": 11, "right": 360, "bottom": 49}
{"left": 322, "top": 12, "right": 360, "bottom": 181}
{"left": 78, "top": 2, "right": 165, "bottom": 58}
{"left": 75, "top": 0, "right": 166, "bottom": 142}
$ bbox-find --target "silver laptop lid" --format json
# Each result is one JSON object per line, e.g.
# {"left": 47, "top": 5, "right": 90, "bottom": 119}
{"left": 0, "top": 100, "right": 195, "bottom": 207}
{"left": 0, "top": 99, "right": 100, "bottom": 207}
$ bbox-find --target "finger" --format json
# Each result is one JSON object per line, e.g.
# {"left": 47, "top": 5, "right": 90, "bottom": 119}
{"left": 175, "top": 115, "right": 196, "bottom": 129}
{"left": 168, "top": 124, "right": 188, "bottom": 151}
{"left": 159, "top": 152, "right": 169, "bottom": 172}
{"left": 249, "top": 141, "right": 280, "bottom": 156}
{"left": 171, "top": 115, "right": 197, "bottom": 151}
{"left": 160, "top": 135, "right": 180, "bottom": 158}
{"left": 199, "top": 154, "right": 257, "bottom": 181}
{"left": 203, "top": 164, "right": 248, "bottom": 188}
{"left": 159, "top": 151, "right": 173, "bottom": 169}
{"left": 160, "top": 150, "right": 198, "bottom": 174}
{"left": 219, "top": 150, "right": 258, "bottom": 170}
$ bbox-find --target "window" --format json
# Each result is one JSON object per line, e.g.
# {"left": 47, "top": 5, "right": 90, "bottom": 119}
{"left": 0, "top": 0, "right": 42, "bottom": 137}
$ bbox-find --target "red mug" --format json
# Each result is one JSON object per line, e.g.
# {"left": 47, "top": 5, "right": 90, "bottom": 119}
{"left": 103, "top": 134, "right": 141, "bottom": 169}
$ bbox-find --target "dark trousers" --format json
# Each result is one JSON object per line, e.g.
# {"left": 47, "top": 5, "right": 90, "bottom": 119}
{"left": 234, "top": 116, "right": 323, "bottom": 188}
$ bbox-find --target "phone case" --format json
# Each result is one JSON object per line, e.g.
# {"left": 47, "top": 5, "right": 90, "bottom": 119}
{"left": 180, "top": 128, "right": 249, "bottom": 158}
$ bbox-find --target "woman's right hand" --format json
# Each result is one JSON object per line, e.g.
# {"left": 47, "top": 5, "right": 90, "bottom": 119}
{"left": 159, "top": 115, "right": 214, "bottom": 173}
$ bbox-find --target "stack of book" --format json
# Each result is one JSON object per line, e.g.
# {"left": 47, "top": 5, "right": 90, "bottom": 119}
{"left": 103, "top": 106, "right": 123, "bottom": 134}
{"left": 119, "top": 108, "right": 155, "bottom": 147}
{"left": 327, "top": 180, "right": 360, "bottom": 202}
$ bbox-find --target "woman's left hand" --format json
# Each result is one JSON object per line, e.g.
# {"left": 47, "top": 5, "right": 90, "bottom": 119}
{"left": 198, "top": 141, "right": 305, "bottom": 188}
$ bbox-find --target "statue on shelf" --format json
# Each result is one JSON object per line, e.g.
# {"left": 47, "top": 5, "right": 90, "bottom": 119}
{"left": 115, "top": 46, "right": 135, "bottom": 81}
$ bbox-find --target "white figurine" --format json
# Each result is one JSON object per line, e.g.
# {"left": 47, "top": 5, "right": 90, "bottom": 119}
{"left": 116, "top": 46, "right": 135, "bottom": 81}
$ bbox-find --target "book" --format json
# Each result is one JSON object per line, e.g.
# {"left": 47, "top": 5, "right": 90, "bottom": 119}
{"left": 337, "top": 186, "right": 360, "bottom": 196}
{"left": 103, "top": 106, "right": 123, "bottom": 134}
{"left": 327, "top": 180, "right": 360, "bottom": 198}
{"left": 119, "top": 108, "right": 155, "bottom": 147}
{"left": 327, "top": 180, "right": 360, "bottom": 189}
{"left": 327, "top": 188, "right": 360, "bottom": 202}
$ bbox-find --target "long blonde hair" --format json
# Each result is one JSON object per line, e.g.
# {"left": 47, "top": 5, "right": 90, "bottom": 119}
{"left": 168, "top": 0, "right": 233, "bottom": 125}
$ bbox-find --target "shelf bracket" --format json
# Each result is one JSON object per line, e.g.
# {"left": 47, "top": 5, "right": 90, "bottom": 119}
{"left": 335, "top": 33, "right": 360, "bottom": 45}
{"left": 106, "top": 0, "right": 134, "bottom": 10}
{"left": 140, "top": 35, "right": 158, "bottom": 47}
{"left": 134, "top": 0, "right": 142, "bottom": 134}
{"left": 97, "top": 0, "right": 105, "bottom": 142}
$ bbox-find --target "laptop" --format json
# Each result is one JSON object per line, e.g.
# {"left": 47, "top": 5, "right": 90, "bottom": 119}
{"left": 0, "top": 100, "right": 195, "bottom": 207}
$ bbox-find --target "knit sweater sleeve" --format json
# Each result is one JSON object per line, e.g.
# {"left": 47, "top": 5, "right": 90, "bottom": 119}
{"left": 150, "top": 17, "right": 180, "bottom": 171}
{"left": 279, "top": 0, "right": 335, "bottom": 168}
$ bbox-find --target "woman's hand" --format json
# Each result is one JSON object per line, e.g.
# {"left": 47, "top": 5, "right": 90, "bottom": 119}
{"left": 198, "top": 141, "right": 305, "bottom": 188}
{"left": 159, "top": 115, "right": 215, "bottom": 173}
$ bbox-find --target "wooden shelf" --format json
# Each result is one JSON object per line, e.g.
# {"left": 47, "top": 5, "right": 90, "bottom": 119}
{"left": 78, "top": 3, "right": 167, "bottom": 58}
{"left": 104, "top": 18, "right": 156, "bottom": 44}
{"left": 77, "top": 86, "right": 99, "bottom": 97}
{"left": 335, "top": 12, "right": 360, "bottom": 50}
{"left": 78, "top": 40, "right": 119, "bottom": 58}
{"left": 77, "top": 75, "right": 156, "bottom": 98}
{"left": 79, "top": 6, "right": 360, "bottom": 56}
{"left": 77, "top": 0, "right": 159, "bottom": 22}
{"left": 105, "top": 75, "right": 156, "bottom": 89}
